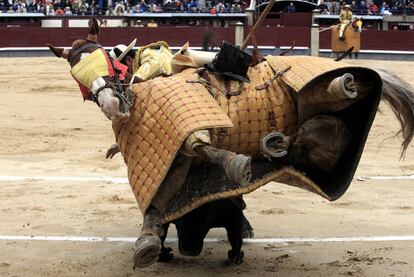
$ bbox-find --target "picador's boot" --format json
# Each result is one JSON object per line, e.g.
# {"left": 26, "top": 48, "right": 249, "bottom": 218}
{"left": 196, "top": 145, "right": 252, "bottom": 186}
{"left": 133, "top": 206, "right": 163, "bottom": 269}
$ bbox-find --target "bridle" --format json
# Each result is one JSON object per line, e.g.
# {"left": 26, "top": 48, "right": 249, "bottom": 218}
{"left": 69, "top": 42, "right": 134, "bottom": 112}
{"left": 94, "top": 77, "right": 134, "bottom": 113}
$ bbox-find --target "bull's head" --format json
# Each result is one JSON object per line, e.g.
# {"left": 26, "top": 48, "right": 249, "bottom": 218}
{"left": 48, "top": 18, "right": 130, "bottom": 123}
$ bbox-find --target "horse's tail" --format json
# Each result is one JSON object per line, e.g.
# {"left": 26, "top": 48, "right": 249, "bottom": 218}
{"left": 375, "top": 68, "right": 414, "bottom": 158}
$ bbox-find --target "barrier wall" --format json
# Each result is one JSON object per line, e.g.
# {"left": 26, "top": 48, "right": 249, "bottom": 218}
{"left": 0, "top": 26, "right": 233, "bottom": 47}
{"left": 0, "top": 26, "right": 309, "bottom": 48}
{"left": 262, "top": 12, "right": 312, "bottom": 27}
{"left": 0, "top": 26, "right": 414, "bottom": 51}
{"left": 320, "top": 29, "right": 414, "bottom": 51}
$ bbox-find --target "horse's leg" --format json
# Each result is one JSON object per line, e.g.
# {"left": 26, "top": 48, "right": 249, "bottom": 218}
{"left": 158, "top": 223, "right": 173, "bottom": 263}
{"left": 134, "top": 155, "right": 192, "bottom": 268}
{"left": 133, "top": 205, "right": 163, "bottom": 269}
{"left": 195, "top": 145, "right": 252, "bottom": 185}
{"left": 150, "top": 155, "right": 193, "bottom": 212}
{"left": 226, "top": 208, "right": 244, "bottom": 265}
{"left": 241, "top": 213, "right": 254, "bottom": 239}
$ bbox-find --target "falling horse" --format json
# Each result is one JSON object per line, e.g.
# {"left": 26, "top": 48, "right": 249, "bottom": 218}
{"left": 48, "top": 18, "right": 414, "bottom": 268}
{"left": 331, "top": 18, "right": 363, "bottom": 59}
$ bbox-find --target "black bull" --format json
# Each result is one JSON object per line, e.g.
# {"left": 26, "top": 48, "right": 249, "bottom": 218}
{"left": 159, "top": 198, "right": 251, "bottom": 265}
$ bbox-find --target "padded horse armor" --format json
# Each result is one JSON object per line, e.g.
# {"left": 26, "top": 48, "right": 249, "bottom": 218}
{"left": 332, "top": 26, "right": 361, "bottom": 53}
{"left": 112, "top": 56, "right": 382, "bottom": 222}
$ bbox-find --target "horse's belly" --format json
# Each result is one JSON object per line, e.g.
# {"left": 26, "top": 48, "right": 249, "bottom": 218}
{"left": 210, "top": 62, "right": 298, "bottom": 157}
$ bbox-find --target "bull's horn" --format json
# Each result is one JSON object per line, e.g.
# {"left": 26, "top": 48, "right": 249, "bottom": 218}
{"left": 185, "top": 48, "right": 216, "bottom": 67}
{"left": 87, "top": 17, "right": 99, "bottom": 42}
{"left": 179, "top": 42, "right": 190, "bottom": 54}
{"left": 47, "top": 44, "right": 69, "bottom": 60}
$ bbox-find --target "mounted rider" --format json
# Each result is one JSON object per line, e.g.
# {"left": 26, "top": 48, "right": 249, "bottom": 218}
{"left": 338, "top": 4, "right": 353, "bottom": 40}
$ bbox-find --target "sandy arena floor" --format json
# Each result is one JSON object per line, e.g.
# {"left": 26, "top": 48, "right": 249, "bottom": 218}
{"left": 0, "top": 58, "right": 413, "bottom": 276}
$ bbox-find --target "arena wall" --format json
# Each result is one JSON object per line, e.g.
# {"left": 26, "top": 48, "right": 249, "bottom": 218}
{"left": 1, "top": 26, "right": 413, "bottom": 51}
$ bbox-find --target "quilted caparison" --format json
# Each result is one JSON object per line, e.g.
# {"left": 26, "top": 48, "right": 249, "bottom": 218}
{"left": 112, "top": 69, "right": 233, "bottom": 212}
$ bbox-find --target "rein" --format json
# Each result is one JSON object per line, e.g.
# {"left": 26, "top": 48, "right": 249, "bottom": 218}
{"left": 93, "top": 77, "right": 134, "bottom": 113}
{"left": 103, "top": 55, "right": 134, "bottom": 112}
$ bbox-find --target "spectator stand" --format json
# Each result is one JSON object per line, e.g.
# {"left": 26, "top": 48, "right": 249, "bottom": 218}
{"left": 0, "top": 12, "right": 44, "bottom": 25}
{"left": 314, "top": 14, "right": 383, "bottom": 30}
{"left": 314, "top": 13, "right": 414, "bottom": 31}
{"left": 255, "top": 0, "right": 317, "bottom": 15}
{"left": 382, "top": 14, "right": 414, "bottom": 30}
{"left": 37, "top": 13, "right": 247, "bottom": 28}
{"left": 127, "top": 12, "right": 248, "bottom": 27}
{"left": 252, "top": 0, "right": 316, "bottom": 26}
{"left": 0, "top": 0, "right": 251, "bottom": 21}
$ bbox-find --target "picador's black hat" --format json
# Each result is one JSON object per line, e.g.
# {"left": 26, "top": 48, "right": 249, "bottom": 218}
{"left": 205, "top": 41, "right": 252, "bottom": 83}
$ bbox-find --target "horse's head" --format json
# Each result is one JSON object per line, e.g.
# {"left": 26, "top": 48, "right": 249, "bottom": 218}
{"left": 48, "top": 18, "right": 131, "bottom": 123}
{"left": 352, "top": 18, "right": 363, "bottom": 33}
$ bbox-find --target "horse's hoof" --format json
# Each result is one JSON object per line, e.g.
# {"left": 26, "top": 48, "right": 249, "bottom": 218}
{"left": 227, "top": 154, "right": 252, "bottom": 186}
{"left": 133, "top": 235, "right": 161, "bottom": 269}
{"left": 228, "top": 250, "right": 244, "bottom": 265}
{"left": 158, "top": 247, "right": 174, "bottom": 263}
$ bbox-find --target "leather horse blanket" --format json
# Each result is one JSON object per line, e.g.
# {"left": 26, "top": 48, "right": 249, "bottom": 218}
{"left": 112, "top": 56, "right": 382, "bottom": 223}
{"left": 331, "top": 26, "right": 361, "bottom": 53}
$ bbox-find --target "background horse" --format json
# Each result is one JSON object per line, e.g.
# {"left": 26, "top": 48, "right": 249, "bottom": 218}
{"left": 331, "top": 18, "right": 363, "bottom": 59}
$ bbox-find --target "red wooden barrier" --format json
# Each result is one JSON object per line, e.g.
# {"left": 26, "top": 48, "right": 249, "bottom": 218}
{"left": 320, "top": 29, "right": 414, "bottom": 51}
{"left": 1, "top": 26, "right": 413, "bottom": 51}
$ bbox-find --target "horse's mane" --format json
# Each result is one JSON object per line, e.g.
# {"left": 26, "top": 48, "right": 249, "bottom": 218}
{"left": 72, "top": 39, "right": 88, "bottom": 50}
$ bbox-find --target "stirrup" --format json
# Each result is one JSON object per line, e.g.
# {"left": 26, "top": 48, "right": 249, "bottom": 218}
{"left": 328, "top": 73, "right": 358, "bottom": 99}
{"left": 261, "top": 132, "right": 289, "bottom": 158}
